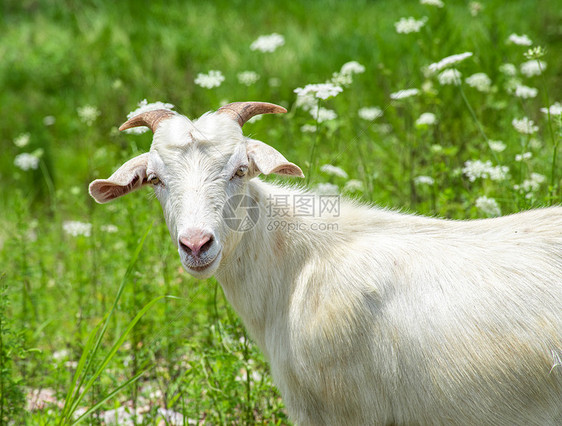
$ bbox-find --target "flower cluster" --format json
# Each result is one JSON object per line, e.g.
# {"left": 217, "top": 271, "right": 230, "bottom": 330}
{"left": 507, "top": 33, "right": 532, "bottom": 46}
{"left": 194, "top": 70, "right": 225, "bottom": 89}
{"left": 77, "top": 105, "right": 100, "bottom": 126}
{"left": 237, "top": 71, "right": 260, "bottom": 86}
{"left": 394, "top": 17, "right": 427, "bottom": 34}
{"left": 415, "top": 112, "right": 437, "bottom": 126}
{"left": 512, "top": 117, "right": 538, "bottom": 135}
{"left": 358, "top": 107, "right": 383, "bottom": 121}
{"left": 414, "top": 175, "right": 435, "bottom": 185}
{"left": 420, "top": 0, "right": 444, "bottom": 7}
{"left": 63, "top": 221, "right": 92, "bottom": 237}
{"left": 14, "top": 153, "right": 40, "bottom": 171}
{"left": 475, "top": 196, "right": 501, "bottom": 217}
{"left": 514, "top": 85, "right": 538, "bottom": 99}
{"left": 294, "top": 83, "right": 344, "bottom": 101}
{"left": 428, "top": 52, "right": 473, "bottom": 74}
{"left": 514, "top": 173, "right": 545, "bottom": 198}
{"left": 320, "top": 164, "right": 348, "bottom": 179}
{"left": 390, "top": 88, "right": 419, "bottom": 100}
{"left": 462, "top": 160, "right": 509, "bottom": 182}
{"left": 250, "top": 33, "right": 285, "bottom": 52}
{"left": 465, "top": 73, "right": 491, "bottom": 92}
{"left": 438, "top": 68, "right": 461, "bottom": 86}
{"left": 520, "top": 60, "right": 546, "bottom": 77}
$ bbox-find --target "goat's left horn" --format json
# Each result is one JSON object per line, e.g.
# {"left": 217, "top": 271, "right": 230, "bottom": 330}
{"left": 119, "top": 109, "right": 176, "bottom": 133}
{"left": 217, "top": 102, "right": 287, "bottom": 127}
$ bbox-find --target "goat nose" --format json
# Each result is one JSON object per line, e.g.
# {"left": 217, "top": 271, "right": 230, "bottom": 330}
{"left": 178, "top": 230, "right": 214, "bottom": 258}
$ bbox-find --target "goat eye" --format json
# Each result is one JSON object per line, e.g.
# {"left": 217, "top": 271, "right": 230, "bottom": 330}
{"left": 234, "top": 165, "right": 248, "bottom": 178}
{"left": 147, "top": 175, "right": 161, "bottom": 185}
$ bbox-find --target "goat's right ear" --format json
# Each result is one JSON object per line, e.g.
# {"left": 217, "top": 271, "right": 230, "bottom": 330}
{"left": 247, "top": 139, "right": 304, "bottom": 178}
{"left": 89, "top": 153, "right": 149, "bottom": 204}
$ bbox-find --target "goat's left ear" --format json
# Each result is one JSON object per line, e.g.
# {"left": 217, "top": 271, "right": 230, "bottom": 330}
{"left": 89, "top": 153, "right": 149, "bottom": 203}
{"left": 247, "top": 139, "right": 304, "bottom": 178}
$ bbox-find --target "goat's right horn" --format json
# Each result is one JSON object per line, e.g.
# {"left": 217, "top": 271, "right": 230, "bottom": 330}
{"left": 217, "top": 102, "right": 287, "bottom": 127}
{"left": 119, "top": 109, "right": 176, "bottom": 133}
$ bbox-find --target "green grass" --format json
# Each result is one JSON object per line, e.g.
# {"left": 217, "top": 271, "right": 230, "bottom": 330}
{"left": 1, "top": 0, "right": 561, "bottom": 423}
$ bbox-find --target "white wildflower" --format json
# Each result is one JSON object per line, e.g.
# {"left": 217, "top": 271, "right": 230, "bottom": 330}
{"left": 101, "top": 224, "right": 118, "bottom": 233}
{"left": 344, "top": 179, "right": 364, "bottom": 192}
{"left": 415, "top": 112, "right": 437, "bottom": 126}
{"left": 520, "top": 60, "right": 546, "bottom": 77}
{"left": 514, "top": 85, "right": 538, "bottom": 99}
{"left": 43, "top": 116, "right": 56, "bottom": 126}
{"left": 540, "top": 102, "right": 562, "bottom": 116}
{"left": 14, "top": 153, "right": 40, "bottom": 171}
{"left": 313, "top": 107, "right": 338, "bottom": 123}
{"left": 414, "top": 175, "right": 435, "bottom": 185}
{"left": 499, "top": 63, "right": 517, "bottom": 76}
{"left": 421, "top": 80, "right": 435, "bottom": 93}
{"left": 515, "top": 152, "right": 532, "bottom": 162}
{"left": 315, "top": 183, "right": 339, "bottom": 195}
{"left": 358, "top": 107, "right": 383, "bottom": 121}
{"left": 462, "top": 160, "right": 509, "bottom": 182}
{"left": 63, "top": 221, "right": 92, "bottom": 237}
{"left": 394, "top": 17, "right": 427, "bottom": 34}
{"left": 504, "top": 77, "right": 522, "bottom": 94}
{"left": 428, "top": 52, "right": 473, "bottom": 74}
{"left": 301, "top": 124, "right": 317, "bottom": 133}
{"left": 14, "top": 133, "right": 30, "bottom": 148}
{"left": 250, "top": 33, "right": 285, "bottom": 52}
{"left": 390, "top": 88, "right": 419, "bottom": 100}
{"left": 124, "top": 99, "right": 175, "bottom": 134}
{"left": 475, "top": 196, "right": 501, "bottom": 217}
{"left": 420, "top": 0, "right": 444, "bottom": 7}
{"left": 488, "top": 140, "right": 506, "bottom": 152}
{"left": 340, "top": 61, "right": 366, "bottom": 75}
{"left": 469, "top": 2, "right": 483, "bottom": 16}
{"left": 512, "top": 117, "right": 538, "bottom": 134}
{"left": 77, "top": 105, "right": 100, "bottom": 126}
{"left": 295, "top": 91, "right": 318, "bottom": 111}
{"left": 507, "top": 33, "right": 532, "bottom": 46}
{"left": 438, "top": 68, "right": 462, "bottom": 86}
{"left": 524, "top": 46, "right": 546, "bottom": 60}
{"left": 52, "top": 349, "right": 69, "bottom": 361}
{"left": 331, "top": 71, "right": 353, "bottom": 87}
{"left": 294, "top": 83, "right": 343, "bottom": 101}
{"left": 237, "top": 71, "right": 260, "bottom": 86}
{"left": 465, "top": 73, "right": 492, "bottom": 92}
{"left": 514, "top": 173, "right": 545, "bottom": 194}
{"left": 194, "top": 70, "right": 225, "bottom": 89}
{"left": 320, "top": 164, "right": 348, "bottom": 179}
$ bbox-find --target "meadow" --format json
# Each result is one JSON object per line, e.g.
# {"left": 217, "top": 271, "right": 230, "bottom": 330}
{"left": 1, "top": 0, "right": 561, "bottom": 423}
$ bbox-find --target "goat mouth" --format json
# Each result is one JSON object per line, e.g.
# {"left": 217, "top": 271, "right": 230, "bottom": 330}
{"left": 184, "top": 251, "right": 221, "bottom": 273}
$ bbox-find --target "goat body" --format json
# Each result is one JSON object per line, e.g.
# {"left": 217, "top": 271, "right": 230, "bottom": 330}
{"left": 220, "top": 180, "right": 562, "bottom": 425}
{"left": 90, "top": 103, "right": 562, "bottom": 425}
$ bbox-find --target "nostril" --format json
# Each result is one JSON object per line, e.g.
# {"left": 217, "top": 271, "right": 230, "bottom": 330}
{"left": 178, "top": 231, "right": 214, "bottom": 258}
{"left": 179, "top": 236, "right": 192, "bottom": 255}
{"left": 200, "top": 234, "right": 213, "bottom": 254}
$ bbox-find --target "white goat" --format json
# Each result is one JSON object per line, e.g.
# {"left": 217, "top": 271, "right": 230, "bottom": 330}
{"left": 90, "top": 102, "right": 562, "bottom": 425}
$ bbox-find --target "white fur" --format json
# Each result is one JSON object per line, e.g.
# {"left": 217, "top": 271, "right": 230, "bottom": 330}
{"left": 90, "top": 109, "right": 562, "bottom": 425}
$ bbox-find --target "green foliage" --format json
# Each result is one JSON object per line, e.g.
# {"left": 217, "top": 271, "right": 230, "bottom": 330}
{"left": 0, "top": 0, "right": 560, "bottom": 423}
